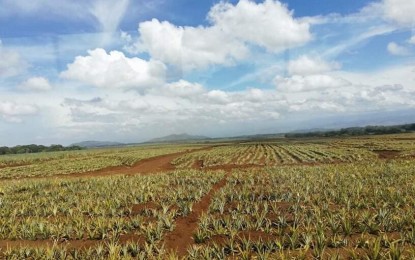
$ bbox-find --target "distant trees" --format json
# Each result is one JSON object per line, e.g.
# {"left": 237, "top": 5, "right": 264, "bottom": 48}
{"left": 0, "top": 144, "right": 83, "bottom": 155}
{"left": 285, "top": 123, "right": 415, "bottom": 138}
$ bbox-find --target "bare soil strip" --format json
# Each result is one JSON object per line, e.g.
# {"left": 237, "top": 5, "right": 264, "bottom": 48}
{"left": 372, "top": 149, "right": 401, "bottom": 160}
{"left": 162, "top": 171, "right": 231, "bottom": 257}
{"left": 0, "top": 146, "right": 218, "bottom": 181}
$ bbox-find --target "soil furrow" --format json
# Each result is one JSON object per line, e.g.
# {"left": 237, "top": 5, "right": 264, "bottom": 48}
{"left": 162, "top": 170, "right": 231, "bottom": 257}
{"left": 0, "top": 146, "right": 220, "bottom": 181}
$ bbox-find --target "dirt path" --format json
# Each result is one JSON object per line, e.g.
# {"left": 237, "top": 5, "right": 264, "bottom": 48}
{"left": 0, "top": 170, "right": 231, "bottom": 254}
{"left": 372, "top": 149, "right": 402, "bottom": 160}
{"left": 162, "top": 170, "right": 231, "bottom": 257}
{"left": 0, "top": 146, "right": 218, "bottom": 181}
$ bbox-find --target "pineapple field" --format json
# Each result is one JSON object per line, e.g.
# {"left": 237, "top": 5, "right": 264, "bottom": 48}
{"left": 0, "top": 133, "right": 414, "bottom": 259}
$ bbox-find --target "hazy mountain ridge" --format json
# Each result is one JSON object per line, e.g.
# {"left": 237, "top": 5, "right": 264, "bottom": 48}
{"left": 147, "top": 133, "right": 211, "bottom": 143}
{"left": 70, "top": 141, "right": 125, "bottom": 148}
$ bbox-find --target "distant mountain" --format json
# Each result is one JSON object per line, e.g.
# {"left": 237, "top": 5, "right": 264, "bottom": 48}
{"left": 147, "top": 133, "right": 211, "bottom": 143}
{"left": 289, "top": 128, "right": 334, "bottom": 134}
{"left": 71, "top": 141, "right": 125, "bottom": 148}
{"left": 285, "top": 123, "right": 415, "bottom": 138}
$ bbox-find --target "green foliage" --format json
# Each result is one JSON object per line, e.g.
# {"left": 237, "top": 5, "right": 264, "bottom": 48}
{"left": 0, "top": 144, "right": 83, "bottom": 155}
{"left": 285, "top": 123, "right": 415, "bottom": 138}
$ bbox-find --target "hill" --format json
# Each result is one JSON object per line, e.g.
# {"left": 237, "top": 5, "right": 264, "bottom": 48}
{"left": 70, "top": 141, "right": 125, "bottom": 148}
{"left": 147, "top": 133, "right": 210, "bottom": 143}
{"left": 285, "top": 123, "right": 415, "bottom": 138}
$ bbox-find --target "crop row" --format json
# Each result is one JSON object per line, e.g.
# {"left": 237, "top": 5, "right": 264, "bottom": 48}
{"left": 0, "top": 145, "right": 203, "bottom": 178}
{"left": 0, "top": 170, "right": 224, "bottom": 243}
{"left": 172, "top": 143, "right": 377, "bottom": 168}
{"left": 187, "top": 159, "right": 415, "bottom": 258}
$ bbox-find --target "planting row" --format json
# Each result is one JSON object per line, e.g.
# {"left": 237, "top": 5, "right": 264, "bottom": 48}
{"left": 189, "top": 160, "right": 415, "bottom": 258}
{"left": 0, "top": 145, "right": 204, "bottom": 179}
{"left": 172, "top": 143, "right": 377, "bottom": 168}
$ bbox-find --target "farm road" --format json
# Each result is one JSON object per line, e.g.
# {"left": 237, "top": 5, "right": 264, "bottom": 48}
{"left": 162, "top": 170, "right": 231, "bottom": 257}
{"left": 0, "top": 146, "right": 218, "bottom": 181}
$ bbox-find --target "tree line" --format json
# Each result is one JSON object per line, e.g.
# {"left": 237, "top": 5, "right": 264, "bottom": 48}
{"left": 0, "top": 144, "right": 83, "bottom": 155}
{"left": 285, "top": 123, "right": 415, "bottom": 138}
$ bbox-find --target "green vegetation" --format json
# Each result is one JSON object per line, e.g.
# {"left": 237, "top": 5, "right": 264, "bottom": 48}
{"left": 0, "top": 144, "right": 83, "bottom": 155}
{"left": 195, "top": 161, "right": 415, "bottom": 258}
{"left": 286, "top": 123, "right": 415, "bottom": 138}
{"left": 0, "top": 170, "right": 224, "bottom": 259}
{"left": 172, "top": 143, "right": 376, "bottom": 168}
{"left": 0, "top": 133, "right": 414, "bottom": 259}
{"left": 0, "top": 144, "right": 203, "bottom": 178}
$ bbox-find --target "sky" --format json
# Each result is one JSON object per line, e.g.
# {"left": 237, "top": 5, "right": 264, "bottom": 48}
{"left": 0, "top": 0, "right": 415, "bottom": 146}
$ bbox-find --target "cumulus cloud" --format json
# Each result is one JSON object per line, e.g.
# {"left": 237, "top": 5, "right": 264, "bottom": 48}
{"left": 360, "top": 0, "right": 415, "bottom": 28}
{"left": 0, "top": 40, "right": 28, "bottom": 78}
{"left": 60, "top": 48, "right": 166, "bottom": 90}
{"left": 387, "top": 42, "right": 410, "bottom": 56}
{"left": 276, "top": 56, "right": 346, "bottom": 92}
{"left": 160, "top": 80, "right": 205, "bottom": 98}
{"left": 18, "top": 77, "right": 52, "bottom": 91}
{"left": 381, "top": 0, "right": 415, "bottom": 26}
{"left": 288, "top": 55, "right": 341, "bottom": 76}
{"left": 275, "top": 74, "right": 349, "bottom": 92}
{"left": 206, "top": 90, "right": 230, "bottom": 104}
{"left": 52, "top": 62, "right": 415, "bottom": 142}
{"left": 0, "top": 101, "right": 38, "bottom": 123}
{"left": 134, "top": 19, "right": 249, "bottom": 71}
{"left": 409, "top": 36, "right": 415, "bottom": 45}
{"left": 207, "top": 0, "right": 311, "bottom": 52}
{"left": 127, "top": 0, "right": 311, "bottom": 70}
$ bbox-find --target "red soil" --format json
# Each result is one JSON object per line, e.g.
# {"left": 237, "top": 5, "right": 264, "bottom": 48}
{"left": 162, "top": 171, "right": 231, "bottom": 257}
{"left": 131, "top": 201, "right": 160, "bottom": 215}
{"left": 372, "top": 150, "right": 401, "bottom": 159}
{"left": 118, "top": 234, "right": 146, "bottom": 245}
{"left": 0, "top": 146, "right": 217, "bottom": 181}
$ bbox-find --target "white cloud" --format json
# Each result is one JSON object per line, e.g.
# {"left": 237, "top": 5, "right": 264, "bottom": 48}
{"left": 55, "top": 66, "right": 415, "bottom": 139}
{"left": 334, "top": 65, "right": 415, "bottom": 91}
{"left": 276, "top": 55, "right": 347, "bottom": 92}
{"left": 387, "top": 42, "right": 410, "bottom": 56}
{"left": 275, "top": 74, "right": 349, "bottom": 92}
{"left": 60, "top": 48, "right": 166, "bottom": 90}
{"left": 160, "top": 80, "right": 205, "bottom": 98}
{"left": 381, "top": 0, "right": 415, "bottom": 26}
{"left": 135, "top": 19, "right": 249, "bottom": 71}
{"left": 90, "top": 0, "right": 129, "bottom": 33}
{"left": 0, "top": 0, "right": 130, "bottom": 45}
{"left": 322, "top": 26, "right": 397, "bottom": 58}
{"left": 18, "top": 77, "right": 52, "bottom": 91}
{"left": 357, "top": 0, "right": 415, "bottom": 28}
{"left": 0, "top": 101, "right": 38, "bottom": 123}
{"left": 207, "top": 0, "right": 311, "bottom": 52}
{"left": 0, "top": 0, "right": 84, "bottom": 17}
{"left": 409, "top": 36, "right": 415, "bottom": 45}
{"left": 7, "top": 64, "right": 413, "bottom": 143}
{"left": 288, "top": 55, "right": 340, "bottom": 76}
{"left": 0, "top": 40, "right": 28, "bottom": 78}
{"left": 129, "top": 0, "right": 311, "bottom": 70}
{"left": 206, "top": 90, "right": 230, "bottom": 104}
{"left": 90, "top": 0, "right": 130, "bottom": 44}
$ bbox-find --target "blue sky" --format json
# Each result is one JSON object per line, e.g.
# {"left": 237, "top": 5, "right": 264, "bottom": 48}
{"left": 0, "top": 0, "right": 415, "bottom": 146}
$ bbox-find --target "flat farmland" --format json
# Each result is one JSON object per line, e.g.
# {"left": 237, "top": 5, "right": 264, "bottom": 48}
{"left": 1, "top": 134, "right": 415, "bottom": 259}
